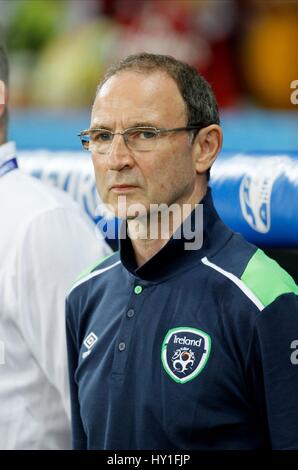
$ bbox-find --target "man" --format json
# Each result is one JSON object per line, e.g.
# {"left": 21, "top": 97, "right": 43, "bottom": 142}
{"left": 66, "top": 53, "right": 298, "bottom": 450}
{"left": 0, "top": 43, "right": 111, "bottom": 449}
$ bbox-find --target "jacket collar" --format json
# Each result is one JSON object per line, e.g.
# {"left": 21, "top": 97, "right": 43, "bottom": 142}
{"left": 120, "top": 187, "right": 233, "bottom": 282}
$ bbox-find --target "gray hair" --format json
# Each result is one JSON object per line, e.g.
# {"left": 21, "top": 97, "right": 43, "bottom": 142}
{"left": 97, "top": 53, "right": 220, "bottom": 180}
{"left": 97, "top": 52, "right": 220, "bottom": 127}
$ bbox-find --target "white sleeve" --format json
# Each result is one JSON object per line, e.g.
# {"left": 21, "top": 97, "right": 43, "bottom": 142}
{"left": 14, "top": 205, "right": 111, "bottom": 418}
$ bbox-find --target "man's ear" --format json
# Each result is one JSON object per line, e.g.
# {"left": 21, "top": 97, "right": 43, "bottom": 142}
{"left": 191, "top": 124, "right": 223, "bottom": 175}
{"left": 0, "top": 80, "right": 7, "bottom": 118}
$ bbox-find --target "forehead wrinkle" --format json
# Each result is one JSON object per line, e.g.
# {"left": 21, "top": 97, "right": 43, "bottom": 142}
{"left": 91, "top": 98, "right": 167, "bottom": 129}
{"left": 91, "top": 108, "right": 162, "bottom": 130}
{"left": 92, "top": 70, "right": 188, "bottom": 128}
{"left": 93, "top": 99, "right": 161, "bottom": 117}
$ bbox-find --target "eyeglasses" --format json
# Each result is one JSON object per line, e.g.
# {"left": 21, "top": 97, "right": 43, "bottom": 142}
{"left": 78, "top": 125, "right": 205, "bottom": 153}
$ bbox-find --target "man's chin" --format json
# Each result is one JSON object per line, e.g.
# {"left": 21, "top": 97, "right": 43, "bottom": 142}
{"left": 117, "top": 209, "right": 148, "bottom": 221}
{"left": 107, "top": 196, "right": 148, "bottom": 220}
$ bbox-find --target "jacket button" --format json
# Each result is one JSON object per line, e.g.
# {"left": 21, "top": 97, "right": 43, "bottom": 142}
{"left": 118, "top": 342, "right": 126, "bottom": 352}
{"left": 134, "top": 285, "right": 143, "bottom": 295}
{"left": 127, "top": 309, "right": 135, "bottom": 318}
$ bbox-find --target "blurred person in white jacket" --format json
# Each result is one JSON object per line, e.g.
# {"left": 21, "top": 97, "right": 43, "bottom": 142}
{"left": 0, "top": 43, "right": 111, "bottom": 449}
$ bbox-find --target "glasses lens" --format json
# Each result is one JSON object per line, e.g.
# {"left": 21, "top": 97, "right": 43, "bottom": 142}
{"left": 80, "top": 134, "right": 90, "bottom": 151}
{"left": 126, "top": 128, "right": 158, "bottom": 151}
{"left": 89, "top": 129, "right": 113, "bottom": 153}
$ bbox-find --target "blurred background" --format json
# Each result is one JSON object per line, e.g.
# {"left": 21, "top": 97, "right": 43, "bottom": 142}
{"left": 0, "top": 0, "right": 298, "bottom": 276}
{"left": 0, "top": 0, "right": 297, "bottom": 152}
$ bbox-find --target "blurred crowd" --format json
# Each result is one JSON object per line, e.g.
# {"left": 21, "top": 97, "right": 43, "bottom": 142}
{"left": 0, "top": 0, "right": 297, "bottom": 111}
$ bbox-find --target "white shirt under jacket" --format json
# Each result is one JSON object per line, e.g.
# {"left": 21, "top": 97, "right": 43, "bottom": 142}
{"left": 0, "top": 142, "right": 111, "bottom": 449}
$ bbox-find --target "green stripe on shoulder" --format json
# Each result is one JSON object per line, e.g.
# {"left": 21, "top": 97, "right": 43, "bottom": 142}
{"left": 74, "top": 252, "right": 115, "bottom": 284}
{"left": 241, "top": 248, "right": 298, "bottom": 308}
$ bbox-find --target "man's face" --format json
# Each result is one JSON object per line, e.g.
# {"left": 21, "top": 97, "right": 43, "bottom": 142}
{"left": 91, "top": 70, "right": 198, "bottom": 218}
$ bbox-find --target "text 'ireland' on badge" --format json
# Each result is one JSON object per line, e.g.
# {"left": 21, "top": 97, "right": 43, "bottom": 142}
{"left": 161, "top": 327, "right": 211, "bottom": 384}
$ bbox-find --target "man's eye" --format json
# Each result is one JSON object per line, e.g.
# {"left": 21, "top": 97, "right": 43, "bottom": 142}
{"left": 91, "top": 131, "right": 112, "bottom": 142}
{"left": 137, "top": 130, "right": 158, "bottom": 140}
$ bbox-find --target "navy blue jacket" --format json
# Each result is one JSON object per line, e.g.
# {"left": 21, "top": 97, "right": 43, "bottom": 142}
{"left": 66, "top": 189, "right": 298, "bottom": 450}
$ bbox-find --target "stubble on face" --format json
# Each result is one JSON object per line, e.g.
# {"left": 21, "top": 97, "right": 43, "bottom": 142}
{"left": 91, "top": 70, "right": 198, "bottom": 220}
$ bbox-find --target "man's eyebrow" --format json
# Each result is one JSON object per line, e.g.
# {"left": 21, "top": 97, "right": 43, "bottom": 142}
{"left": 130, "top": 122, "right": 158, "bottom": 128}
{"left": 89, "top": 124, "right": 113, "bottom": 130}
{"left": 89, "top": 122, "right": 160, "bottom": 130}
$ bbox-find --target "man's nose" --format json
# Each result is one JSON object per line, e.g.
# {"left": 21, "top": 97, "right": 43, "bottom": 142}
{"left": 106, "top": 134, "right": 135, "bottom": 171}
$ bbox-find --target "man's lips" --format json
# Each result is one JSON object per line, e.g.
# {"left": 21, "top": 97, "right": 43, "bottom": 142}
{"left": 110, "top": 184, "right": 139, "bottom": 192}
